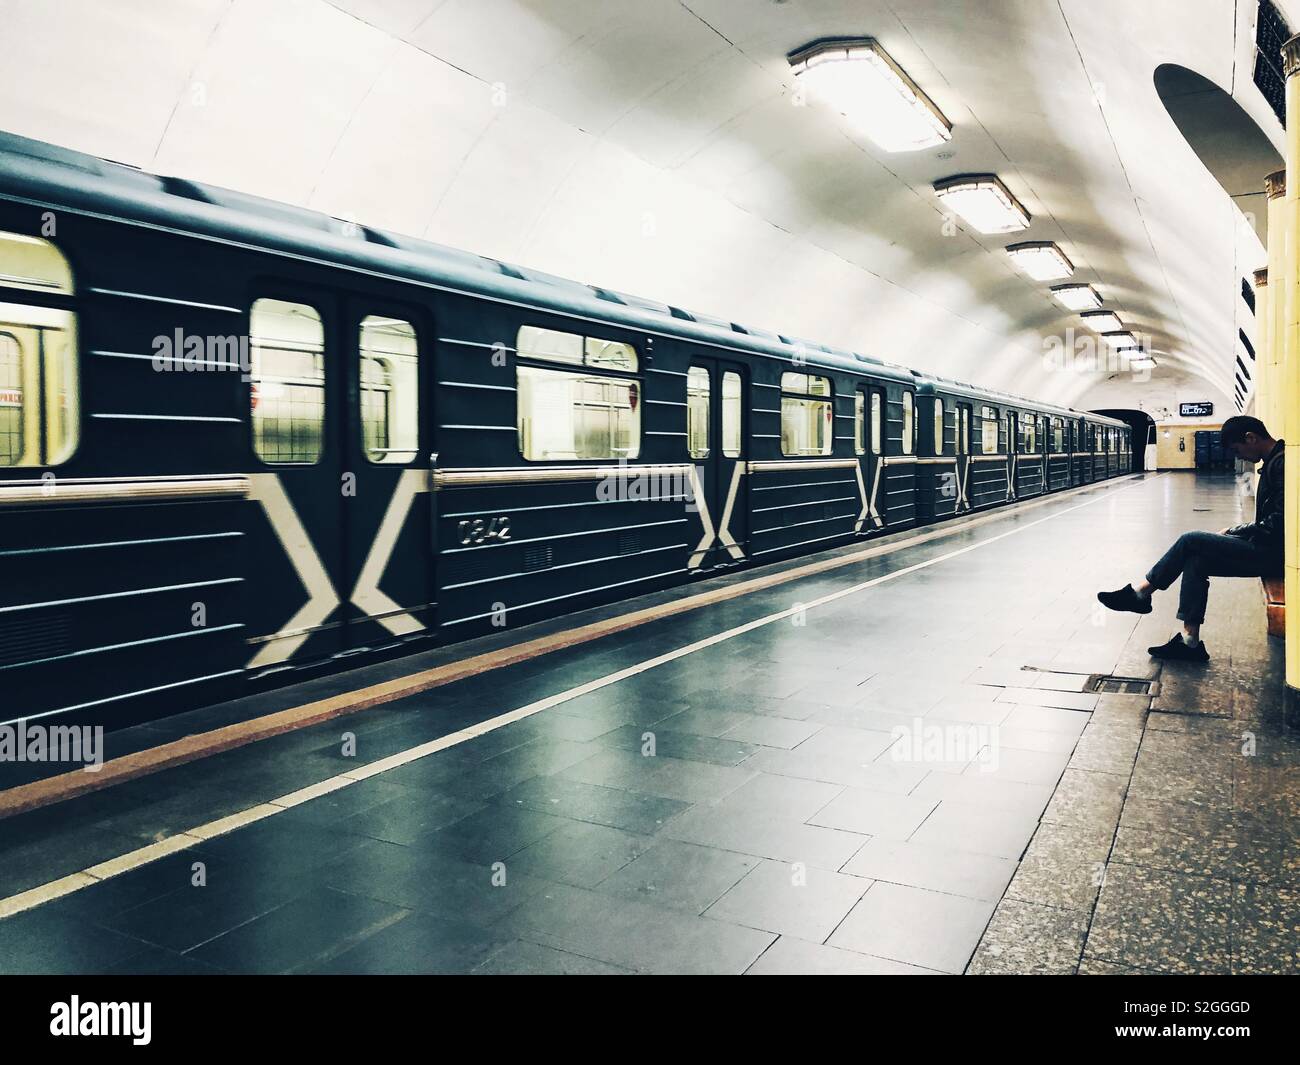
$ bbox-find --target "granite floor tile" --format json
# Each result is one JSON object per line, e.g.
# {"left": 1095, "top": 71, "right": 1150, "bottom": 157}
{"left": 745, "top": 936, "right": 941, "bottom": 975}
{"left": 0, "top": 907, "right": 148, "bottom": 975}
{"left": 312, "top": 911, "right": 511, "bottom": 974}
{"left": 470, "top": 939, "right": 635, "bottom": 974}
{"left": 966, "top": 899, "right": 1089, "bottom": 975}
{"left": 907, "top": 802, "right": 1040, "bottom": 860}
{"left": 317, "top": 837, "right": 549, "bottom": 923}
{"left": 1230, "top": 881, "right": 1299, "bottom": 974}
{"left": 187, "top": 885, "right": 408, "bottom": 974}
{"left": 662, "top": 806, "right": 865, "bottom": 870}
{"left": 840, "top": 837, "right": 1015, "bottom": 902}
{"left": 1005, "top": 821, "right": 1113, "bottom": 910}
{"left": 594, "top": 840, "right": 760, "bottom": 914}
{"left": 494, "top": 775, "right": 691, "bottom": 835}
{"left": 703, "top": 859, "right": 869, "bottom": 942}
{"left": 828, "top": 882, "right": 996, "bottom": 974}
{"left": 806, "top": 788, "right": 938, "bottom": 840}
{"left": 1043, "top": 768, "right": 1128, "bottom": 830}
{"left": 719, "top": 714, "right": 822, "bottom": 749}
{"left": 503, "top": 820, "right": 656, "bottom": 888}
{"left": 558, "top": 747, "right": 756, "bottom": 804}
{"left": 497, "top": 881, "right": 775, "bottom": 974}
{"left": 1087, "top": 863, "right": 1232, "bottom": 974}
{"left": 740, "top": 746, "right": 925, "bottom": 794}
{"left": 710, "top": 772, "right": 844, "bottom": 822}
{"left": 594, "top": 726, "right": 757, "bottom": 766}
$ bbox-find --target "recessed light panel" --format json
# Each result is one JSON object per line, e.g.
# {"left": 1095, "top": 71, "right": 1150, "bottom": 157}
{"left": 790, "top": 38, "right": 952, "bottom": 153}
{"left": 1006, "top": 241, "right": 1073, "bottom": 281}
{"left": 933, "top": 175, "right": 1031, "bottom": 234}
{"left": 1050, "top": 284, "right": 1102, "bottom": 310}
{"left": 1082, "top": 311, "right": 1124, "bottom": 333}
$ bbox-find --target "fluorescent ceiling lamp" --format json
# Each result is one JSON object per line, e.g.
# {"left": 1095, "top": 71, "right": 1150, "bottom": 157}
{"left": 1051, "top": 284, "right": 1102, "bottom": 311}
{"left": 1082, "top": 311, "right": 1124, "bottom": 333}
{"left": 1129, "top": 355, "right": 1157, "bottom": 370}
{"left": 1101, "top": 330, "right": 1139, "bottom": 349}
{"left": 789, "top": 38, "right": 952, "bottom": 153}
{"left": 1006, "top": 241, "right": 1073, "bottom": 281}
{"left": 933, "top": 175, "right": 1030, "bottom": 234}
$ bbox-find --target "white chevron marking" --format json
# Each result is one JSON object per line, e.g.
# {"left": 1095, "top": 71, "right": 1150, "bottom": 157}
{"left": 351, "top": 468, "right": 430, "bottom": 637}
{"left": 247, "top": 474, "right": 342, "bottom": 669}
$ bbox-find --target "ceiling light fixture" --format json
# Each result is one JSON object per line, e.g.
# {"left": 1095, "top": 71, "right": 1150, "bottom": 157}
{"left": 1129, "top": 355, "right": 1157, "bottom": 370}
{"left": 1101, "top": 331, "right": 1139, "bottom": 349}
{"left": 933, "top": 175, "right": 1031, "bottom": 234}
{"left": 1050, "top": 283, "right": 1102, "bottom": 311}
{"left": 1082, "top": 311, "right": 1124, "bottom": 333}
{"left": 1005, "top": 241, "right": 1073, "bottom": 281}
{"left": 789, "top": 38, "right": 952, "bottom": 153}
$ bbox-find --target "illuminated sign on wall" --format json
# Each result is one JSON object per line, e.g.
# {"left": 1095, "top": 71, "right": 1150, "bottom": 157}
{"left": 1179, "top": 402, "right": 1214, "bottom": 417}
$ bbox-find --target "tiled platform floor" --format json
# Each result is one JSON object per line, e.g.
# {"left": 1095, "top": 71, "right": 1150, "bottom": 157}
{"left": 1, "top": 472, "right": 1295, "bottom": 974}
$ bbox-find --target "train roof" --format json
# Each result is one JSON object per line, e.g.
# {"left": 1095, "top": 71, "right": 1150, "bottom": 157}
{"left": 0, "top": 130, "right": 1126, "bottom": 428}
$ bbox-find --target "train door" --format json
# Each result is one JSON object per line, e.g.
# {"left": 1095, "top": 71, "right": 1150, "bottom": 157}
{"left": 1006, "top": 410, "right": 1018, "bottom": 500}
{"left": 956, "top": 402, "right": 972, "bottom": 513}
{"left": 344, "top": 296, "right": 435, "bottom": 650}
{"left": 860, "top": 386, "right": 885, "bottom": 530}
{"left": 245, "top": 288, "right": 348, "bottom": 671}
{"left": 687, "top": 357, "right": 748, "bottom": 569}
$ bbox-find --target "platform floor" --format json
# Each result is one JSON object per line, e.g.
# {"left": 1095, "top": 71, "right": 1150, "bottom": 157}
{"left": 1, "top": 472, "right": 1296, "bottom": 975}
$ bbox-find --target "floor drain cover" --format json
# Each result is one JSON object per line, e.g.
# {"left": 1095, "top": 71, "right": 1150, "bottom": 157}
{"left": 1088, "top": 675, "right": 1155, "bottom": 695}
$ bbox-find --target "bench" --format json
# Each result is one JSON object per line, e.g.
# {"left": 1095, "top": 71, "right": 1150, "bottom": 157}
{"left": 1262, "top": 576, "right": 1286, "bottom": 638}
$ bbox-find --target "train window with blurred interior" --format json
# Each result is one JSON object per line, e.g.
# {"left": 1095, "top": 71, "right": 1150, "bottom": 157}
{"left": 0, "top": 231, "right": 79, "bottom": 468}
{"left": 900, "top": 391, "right": 914, "bottom": 455}
{"left": 687, "top": 366, "right": 709, "bottom": 459}
{"left": 780, "top": 372, "right": 832, "bottom": 457}
{"left": 515, "top": 325, "right": 640, "bottom": 461}
{"left": 870, "top": 392, "right": 882, "bottom": 454}
{"left": 854, "top": 391, "right": 865, "bottom": 456}
{"left": 932, "top": 399, "right": 944, "bottom": 455}
{"left": 958, "top": 406, "right": 970, "bottom": 455}
{"left": 359, "top": 316, "right": 418, "bottom": 464}
{"left": 981, "top": 406, "right": 998, "bottom": 454}
{"left": 1053, "top": 418, "right": 1065, "bottom": 453}
{"left": 1022, "top": 415, "right": 1036, "bottom": 454}
{"left": 250, "top": 298, "right": 325, "bottom": 464}
{"left": 722, "top": 371, "right": 742, "bottom": 458}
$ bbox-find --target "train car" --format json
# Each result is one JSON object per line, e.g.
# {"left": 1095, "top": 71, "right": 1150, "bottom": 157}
{"left": 0, "top": 130, "right": 1131, "bottom": 728}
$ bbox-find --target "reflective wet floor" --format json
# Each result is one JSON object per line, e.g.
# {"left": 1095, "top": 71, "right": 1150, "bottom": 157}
{"left": 1, "top": 472, "right": 1295, "bottom": 974}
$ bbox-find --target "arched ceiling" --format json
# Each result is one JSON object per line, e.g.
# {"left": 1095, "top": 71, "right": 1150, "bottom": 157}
{"left": 0, "top": 0, "right": 1287, "bottom": 412}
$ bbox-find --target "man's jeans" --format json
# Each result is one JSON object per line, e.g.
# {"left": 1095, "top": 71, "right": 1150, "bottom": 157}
{"left": 1145, "top": 531, "right": 1280, "bottom": 625}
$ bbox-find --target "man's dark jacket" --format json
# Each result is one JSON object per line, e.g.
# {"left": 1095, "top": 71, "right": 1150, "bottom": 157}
{"left": 1226, "top": 439, "right": 1286, "bottom": 564}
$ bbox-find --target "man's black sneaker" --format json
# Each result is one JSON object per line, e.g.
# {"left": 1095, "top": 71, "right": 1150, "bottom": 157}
{"left": 1148, "top": 634, "right": 1210, "bottom": 663}
{"left": 1097, "top": 584, "right": 1152, "bottom": 615}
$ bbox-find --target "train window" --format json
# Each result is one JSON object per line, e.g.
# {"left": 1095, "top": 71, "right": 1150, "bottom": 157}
{"left": 1022, "top": 416, "right": 1036, "bottom": 454}
{"left": 933, "top": 399, "right": 944, "bottom": 455}
{"left": 781, "top": 372, "right": 832, "bottom": 456}
{"left": 0, "top": 232, "right": 79, "bottom": 467}
{"left": 517, "top": 325, "right": 638, "bottom": 372}
{"left": 981, "top": 406, "right": 998, "bottom": 454}
{"left": 251, "top": 299, "right": 325, "bottom": 464}
{"left": 870, "top": 393, "right": 882, "bottom": 454}
{"left": 1053, "top": 418, "right": 1065, "bottom": 453}
{"left": 958, "top": 406, "right": 970, "bottom": 455}
{"left": 722, "top": 371, "right": 742, "bottom": 457}
{"left": 854, "top": 391, "right": 865, "bottom": 456}
{"left": 687, "top": 366, "right": 710, "bottom": 459}
{"left": 517, "top": 365, "right": 640, "bottom": 460}
{"left": 359, "top": 316, "right": 418, "bottom": 464}
{"left": 900, "top": 392, "right": 914, "bottom": 455}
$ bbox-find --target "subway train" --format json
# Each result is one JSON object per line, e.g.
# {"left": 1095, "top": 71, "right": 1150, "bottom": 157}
{"left": 0, "top": 130, "right": 1131, "bottom": 728}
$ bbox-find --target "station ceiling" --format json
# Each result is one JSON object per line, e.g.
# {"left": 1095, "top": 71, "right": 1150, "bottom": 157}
{"left": 0, "top": 0, "right": 1287, "bottom": 416}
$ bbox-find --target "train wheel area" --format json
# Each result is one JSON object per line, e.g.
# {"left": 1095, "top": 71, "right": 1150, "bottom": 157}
{"left": 0, "top": 471, "right": 1294, "bottom": 976}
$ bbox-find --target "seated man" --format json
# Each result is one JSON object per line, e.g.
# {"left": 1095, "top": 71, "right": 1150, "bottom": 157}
{"left": 1096, "top": 415, "right": 1284, "bottom": 662}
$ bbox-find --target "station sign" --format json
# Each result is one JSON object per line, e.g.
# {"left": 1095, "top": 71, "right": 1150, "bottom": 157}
{"left": 1179, "top": 401, "right": 1213, "bottom": 417}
